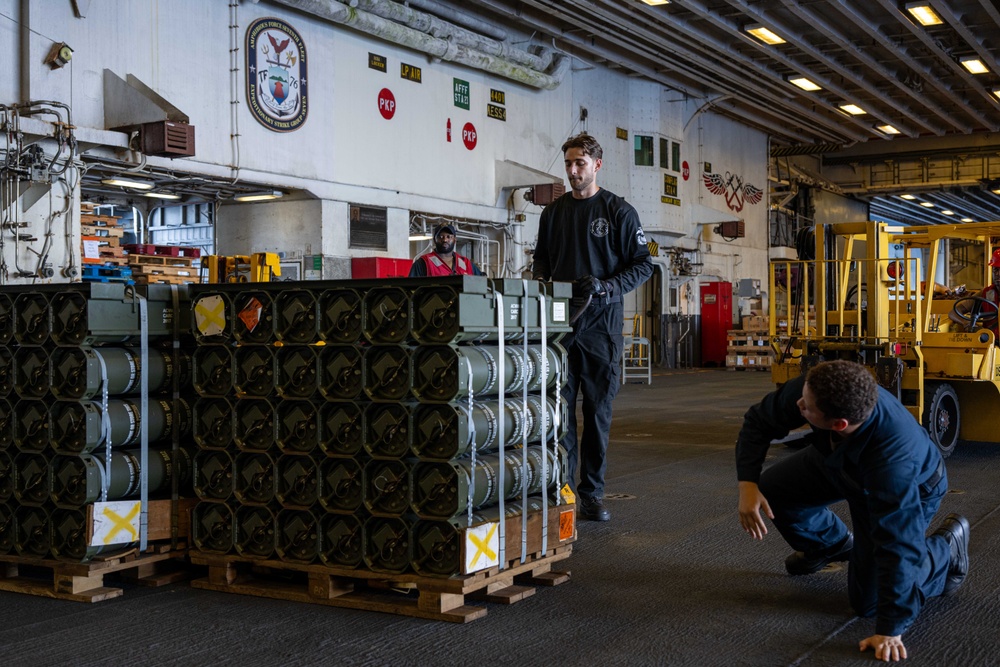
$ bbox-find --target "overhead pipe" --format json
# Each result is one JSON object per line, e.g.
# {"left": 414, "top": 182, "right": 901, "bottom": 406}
{"left": 403, "top": 0, "right": 508, "bottom": 41}
{"left": 350, "top": 0, "right": 548, "bottom": 70}
{"left": 270, "top": 0, "right": 568, "bottom": 89}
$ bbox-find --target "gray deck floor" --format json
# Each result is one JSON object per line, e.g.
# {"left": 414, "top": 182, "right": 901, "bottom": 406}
{"left": 2, "top": 369, "right": 997, "bottom": 666}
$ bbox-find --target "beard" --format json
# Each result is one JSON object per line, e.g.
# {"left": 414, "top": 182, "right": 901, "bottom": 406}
{"left": 434, "top": 241, "right": 454, "bottom": 254}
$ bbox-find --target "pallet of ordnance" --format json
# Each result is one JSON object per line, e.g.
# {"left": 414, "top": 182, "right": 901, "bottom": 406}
{"left": 726, "top": 329, "right": 773, "bottom": 371}
{"left": 185, "top": 276, "right": 576, "bottom": 621}
{"left": 0, "top": 499, "right": 196, "bottom": 602}
{"left": 0, "top": 281, "right": 202, "bottom": 601}
{"left": 189, "top": 500, "right": 575, "bottom": 623}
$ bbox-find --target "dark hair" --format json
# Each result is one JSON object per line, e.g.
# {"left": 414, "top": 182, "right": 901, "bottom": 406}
{"left": 562, "top": 133, "right": 603, "bottom": 160}
{"left": 805, "top": 361, "right": 878, "bottom": 425}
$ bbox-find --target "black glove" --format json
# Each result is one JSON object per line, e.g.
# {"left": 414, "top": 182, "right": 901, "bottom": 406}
{"left": 579, "top": 274, "right": 608, "bottom": 297}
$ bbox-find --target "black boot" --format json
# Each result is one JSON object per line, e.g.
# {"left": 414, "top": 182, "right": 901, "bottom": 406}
{"left": 936, "top": 513, "right": 970, "bottom": 596}
{"left": 785, "top": 533, "right": 853, "bottom": 575}
{"left": 579, "top": 497, "right": 610, "bottom": 522}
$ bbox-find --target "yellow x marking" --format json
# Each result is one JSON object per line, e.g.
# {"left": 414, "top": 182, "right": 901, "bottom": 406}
{"left": 195, "top": 297, "right": 226, "bottom": 334}
{"left": 102, "top": 503, "right": 140, "bottom": 544}
{"left": 468, "top": 523, "right": 498, "bottom": 567}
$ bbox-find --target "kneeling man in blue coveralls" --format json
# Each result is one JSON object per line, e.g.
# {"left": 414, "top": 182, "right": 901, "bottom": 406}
{"left": 735, "top": 360, "right": 970, "bottom": 662}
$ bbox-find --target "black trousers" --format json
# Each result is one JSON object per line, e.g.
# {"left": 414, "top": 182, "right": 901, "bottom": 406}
{"left": 561, "top": 300, "right": 624, "bottom": 501}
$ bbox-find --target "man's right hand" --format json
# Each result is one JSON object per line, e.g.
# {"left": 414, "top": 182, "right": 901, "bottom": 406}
{"left": 579, "top": 274, "right": 607, "bottom": 297}
{"left": 738, "top": 481, "right": 774, "bottom": 541}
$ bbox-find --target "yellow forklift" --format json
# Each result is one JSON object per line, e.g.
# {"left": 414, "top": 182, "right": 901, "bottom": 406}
{"left": 770, "top": 221, "right": 1000, "bottom": 456}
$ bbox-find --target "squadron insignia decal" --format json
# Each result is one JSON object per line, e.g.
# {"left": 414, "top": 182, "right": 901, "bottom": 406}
{"left": 246, "top": 17, "right": 308, "bottom": 132}
{"left": 702, "top": 171, "right": 762, "bottom": 212}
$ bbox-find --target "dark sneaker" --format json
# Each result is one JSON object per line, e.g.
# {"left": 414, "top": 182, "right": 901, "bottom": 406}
{"left": 937, "top": 513, "right": 970, "bottom": 596}
{"left": 579, "top": 497, "right": 610, "bottom": 522}
{"left": 785, "top": 533, "right": 854, "bottom": 575}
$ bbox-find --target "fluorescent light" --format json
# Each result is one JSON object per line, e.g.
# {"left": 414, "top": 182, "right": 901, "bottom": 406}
{"left": 920, "top": 202, "right": 935, "bottom": 207}
{"left": 640, "top": 0, "right": 670, "bottom": 5}
{"left": 745, "top": 24, "right": 785, "bottom": 45}
{"left": 961, "top": 218, "right": 973, "bottom": 222}
{"left": 839, "top": 103, "right": 866, "bottom": 115}
{"left": 876, "top": 124, "right": 900, "bottom": 134}
{"left": 993, "top": 88, "right": 1000, "bottom": 100}
{"left": 788, "top": 76, "right": 821, "bottom": 91}
{"left": 960, "top": 57, "right": 989, "bottom": 74}
{"left": 234, "top": 190, "right": 284, "bottom": 202}
{"left": 905, "top": 3, "right": 943, "bottom": 26}
{"left": 144, "top": 192, "right": 181, "bottom": 200}
{"left": 900, "top": 194, "right": 916, "bottom": 200}
{"left": 992, "top": 188, "right": 1000, "bottom": 195}
{"left": 941, "top": 210, "right": 955, "bottom": 215}
{"left": 101, "top": 177, "right": 154, "bottom": 190}
{"left": 408, "top": 234, "right": 432, "bottom": 241}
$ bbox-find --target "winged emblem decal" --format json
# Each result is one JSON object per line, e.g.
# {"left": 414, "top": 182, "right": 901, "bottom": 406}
{"left": 702, "top": 171, "right": 762, "bottom": 212}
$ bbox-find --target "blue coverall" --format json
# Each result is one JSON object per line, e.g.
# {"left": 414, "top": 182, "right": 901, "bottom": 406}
{"left": 736, "top": 374, "right": 952, "bottom": 636}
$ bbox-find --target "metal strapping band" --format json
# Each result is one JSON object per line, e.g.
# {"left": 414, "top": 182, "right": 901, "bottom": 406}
{"left": 494, "top": 289, "right": 506, "bottom": 568}
{"left": 170, "top": 285, "right": 181, "bottom": 549}
{"left": 539, "top": 289, "right": 549, "bottom": 554}
{"left": 97, "top": 351, "right": 111, "bottom": 502}
{"left": 139, "top": 293, "right": 149, "bottom": 551}
{"left": 520, "top": 281, "right": 529, "bottom": 563}
{"left": 465, "top": 353, "right": 476, "bottom": 529}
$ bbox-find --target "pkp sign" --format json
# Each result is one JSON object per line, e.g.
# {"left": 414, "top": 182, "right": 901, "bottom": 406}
{"left": 378, "top": 88, "right": 396, "bottom": 119}
{"left": 462, "top": 122, "right": 477, "bottom": 150}
{"left": 681, "top": 160, "right": 690, "bottom": 181}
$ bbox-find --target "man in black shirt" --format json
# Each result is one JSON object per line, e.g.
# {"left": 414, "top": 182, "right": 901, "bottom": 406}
{"left": 532, "top": 133, "right": 653, "bottom": 521}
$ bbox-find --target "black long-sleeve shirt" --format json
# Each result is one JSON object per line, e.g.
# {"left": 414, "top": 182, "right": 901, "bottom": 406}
{"left": 532, "top": 188, "right": 652, "bottom": 302}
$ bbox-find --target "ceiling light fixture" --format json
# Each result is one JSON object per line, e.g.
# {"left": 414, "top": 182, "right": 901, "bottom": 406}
{"left": 640, "top": 0, "right": 670, "bottom": 5}
{"left": 961, "top": 218, "right": 973, "bottom": 222}
{"left": 992, "top": 88, "right": 1000, "bottom": 100}
{"left": 408, "top": 234, "right": 433, "bottom": 241}
{"left": 101, "top": 177, "right": 154, "bottom": 191}
{"left": 788, "top": 76, "right": 821, "bottom": 91}
{"left": 920, "top": 202, "right": 935, "bottom": 207}
{"left": 876, "top": 123, "right": 900, "bottom": 134}
{"left": 960, "top": 57, "right": 989, "bottom": 74}
{"left": 839, "top": 103, "right": 866, "bottom": 115}
{"left": 144, "top": 192, "right": 182, "bottom": 200}
{"left": 744, "top": 23, "right": 785, "bottom": 45}
{"left": 941, "top": 210, "right": 955, "bottom": 215}
{"left": 900, "top": 194, "right": 916, "bottom": 200}
{"left": 233, "top": 190, "right": 285, "bottom": 202}
{"left": 904, "top": 3, "right": 943, "bottom": 26}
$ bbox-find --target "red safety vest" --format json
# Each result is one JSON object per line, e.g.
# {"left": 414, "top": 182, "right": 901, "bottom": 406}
{"left": 421, "top": 252, "right": 474, "bottom": 276}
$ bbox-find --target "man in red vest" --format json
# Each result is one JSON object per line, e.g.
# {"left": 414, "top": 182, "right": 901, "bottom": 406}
{"left": 409, "top": 224, "right": 483, "bottom": 276}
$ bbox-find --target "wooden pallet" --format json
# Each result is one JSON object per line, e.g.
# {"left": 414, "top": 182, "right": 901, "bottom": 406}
{"left": 81, "top": 224, "right": 125, "bottom": 238}
{"left": 124, "top": 243, "right": 201, "bottom": 259}
{"left": 128, "top": 254, "right": 196, "bottom": 268}
{"left": 81, "top": 213, "right": 121, "bottom": 226}
{"left": 0, "top": 545, "right": 190, "bottom": 602}
{"left": 129, "top": 264, "right": 197, "bottom": 278}
{"left": 190, "top": 544, "right": 571, "bottom": 623}
{"left": 132, "top": 274, "right": 200, "bottom": 286}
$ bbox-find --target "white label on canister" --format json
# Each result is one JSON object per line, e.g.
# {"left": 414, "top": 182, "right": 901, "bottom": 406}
{"left": 464, "top": 521, "right": 499, "bottom": 573}
{"left": 91, "top": 500, "right": 141, "bottom": 546}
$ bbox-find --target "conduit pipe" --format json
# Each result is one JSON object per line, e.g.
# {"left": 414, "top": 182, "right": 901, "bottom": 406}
{"left": 392, "top": 0, "right": 508, "bottom": 42}
{"left": 271, "top": 0, "right": 569, "bottom": 89}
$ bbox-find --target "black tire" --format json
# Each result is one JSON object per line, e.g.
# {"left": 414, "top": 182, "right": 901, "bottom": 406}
{"left": 923, "top": 383, "right": 960, "bottom": 458}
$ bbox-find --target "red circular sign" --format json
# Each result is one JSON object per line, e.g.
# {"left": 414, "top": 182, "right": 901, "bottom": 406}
{"left": 377, "top": 88, "right": 396, "bottom": 120}
{"left": 462, "top": 122, "right": 477, "bottom": 150}
{"left": 682, "top": 161, "right": 690, "bottom": 181}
